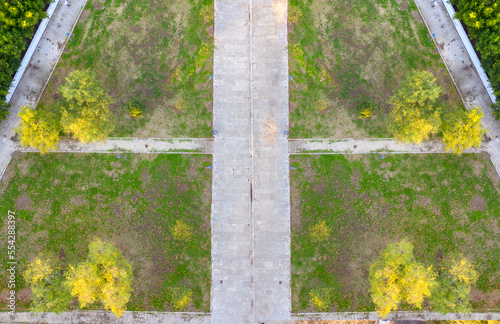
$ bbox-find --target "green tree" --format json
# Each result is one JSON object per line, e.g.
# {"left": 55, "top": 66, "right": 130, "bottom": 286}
{"left": 388, "top": 70, "right": 443, "bottom": 144}
{"left": 0, "top": 0, "right": 49, "bottom": 30}
{"left": 442, "top": 107, "right": 486, "bottom": 154}
{"left": 23, "top": 254, "right": 72, "bottom": 313}
{"left": 59, "top": 70, "right": 114, "bottom": 143}
{"left": 369, "top": 239, "right": 436, "bottom": 318}
{"left": 16, "top": 106, "right": 60, "bottom": 153}
{"left": 0, "top": 100, "right": 10, "bottom": 121}
{"left": 0, "top": 0, "right": 50, "bottom": 100}
{"left": 66, "top": 239, "right": 132, "bottom": 318}
{"left": 451, "top": 0, "right": 500, "bottom": 96}
{"left": 430, "top": 257, "right": 478, "bottom": 313}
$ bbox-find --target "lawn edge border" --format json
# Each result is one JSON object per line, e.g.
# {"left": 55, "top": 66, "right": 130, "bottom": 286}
{"left": 292, "top": 311, "right": 500, "bottom": 321}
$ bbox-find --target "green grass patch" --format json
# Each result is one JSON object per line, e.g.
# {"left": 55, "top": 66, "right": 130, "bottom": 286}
{"left": 40, "top": 0, "right": 214, "bottom": 138}
{"left": 288, "top": 0, "right": 463, "bottom": 139}
{"left": 0, "top": 153, "right": 212, "bottom": 311}
{"left": 290, "top": 153, "right": 500, "bottom": 312}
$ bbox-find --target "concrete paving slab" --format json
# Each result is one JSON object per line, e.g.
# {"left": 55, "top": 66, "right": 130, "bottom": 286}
{"left": 211, "top": 0, "right": 291, "bottom": 321}
{"left": 12, "top": 138, "right": 213, "bottom": 154}
{"left": 289, "top": 138, "right": 485, "bottom": 154}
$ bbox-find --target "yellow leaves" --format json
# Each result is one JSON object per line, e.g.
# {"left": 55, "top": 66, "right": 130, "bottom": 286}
{"left": 388, "top": 71, "right": 443, "bottom": 144}
{"left": 171, "top": 220, "right": 192, "bottom": 241}
{"left": 359, "top": 108, "right": 373, "bottom": 119}
{"left": 23, "top": 253, "right": 72, "bottom": 313}
{"left": 199, "top": 6, "right": 214, "bottom": 24}
{"left": 170, "top": 287, "right": 193, "bottom": 311}
{"left": 309, "top": 220, "right": 330, "bottom": 241}
{"left": 16, "top": 106, "right": 60, "bottom": 154}
{"left": 289, "top": 44, "right": 307, "bottom": 70}
{"left": 66, "top": 239, "right": 132, "bottom": 318}
{"left": 59, "top": 70, "right": 114, "bottom": 143}
{"left": 289, "top": 6, "right": 303, "bottom": 24}
{"left": 195, "top": 43, "right": 213, "bottom": 68}
{"left": 24, "top": 256, "right": 54, "bottom": 284}
{"left": 309, "top": 288, "right": 332, "bottom": 311}
{"left": 314, "top": 99, "right": 328, "bottom": 112}
{"left": 66, "top": 264, "right": 98, "bottom": 308}
{"left": 369, "top": 239, "right": 436, "bottom": 318}
{"left": 400, "top": 263, "right": 435, "bottom": 309}
{"left": 174, "top": 97, "right": 188, "bottom": 111}
{"left": 443, "top": 107, "right": 486, "bottom": 154}
{"left": 449, "top": 257, "right": 478, "bottom": 285}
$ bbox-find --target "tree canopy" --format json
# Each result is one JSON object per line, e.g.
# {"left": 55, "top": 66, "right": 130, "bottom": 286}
{"left": 16, "top": 106, "right": 60, "bottom": 153}
{"left": 430, "top": 257, "right": 478, "bottom": 313}
{"left": 388, "top": 70, "right": 442, "bottom": 144}
{"left": 59, "top": 70, "right": 115, "bottom": 143}
{"left": 442, "top": 107, "right": 486, "bottom": 154}
{"left": 23, "top": 254, "right": 72, "bottom": 313}
{"left": 66, "top": 239, "right": 133, "bottom": 318}
{"left": 0, "top": 0, "right": 50, "bottom": 101}
{"left": 451, "top": 0, "right": 500, "bottom": 96}
{"left": 369, "top": 239, "right": 436, "bottom": 318}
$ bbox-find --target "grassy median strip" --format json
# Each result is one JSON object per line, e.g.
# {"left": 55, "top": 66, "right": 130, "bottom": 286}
{"left": 0, "top": 153, "right": 212, "bottom": 311}
{"left": 290, "top": 153, "right": 500, "bottom": 312}
{"left": 288, "top": 0, "right": 463, "bottom": 138}
{"left": 40, "top": 0, "right": 214, "bottom": 138}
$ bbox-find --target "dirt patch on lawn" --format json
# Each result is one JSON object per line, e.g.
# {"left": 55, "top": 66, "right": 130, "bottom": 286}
{"left": 15, "top": 193, "right": 33, "bottom": 210}
{"left": 17, "top": 157, "right": 33, "bottom": 176}
{"left": 470, "top": 194, "right": 487, "bottom": 211}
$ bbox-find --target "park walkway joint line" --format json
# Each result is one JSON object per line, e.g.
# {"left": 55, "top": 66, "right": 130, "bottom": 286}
{"left": 211, "top": 0, "right": 291, "bottom": 322}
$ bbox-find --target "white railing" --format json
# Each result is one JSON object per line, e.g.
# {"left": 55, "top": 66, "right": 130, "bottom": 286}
{"left": 5, "top": 0, "right": 61, "bottom": 103}
{"left": 442, "top": 0, "right": 497, "bottom": 104}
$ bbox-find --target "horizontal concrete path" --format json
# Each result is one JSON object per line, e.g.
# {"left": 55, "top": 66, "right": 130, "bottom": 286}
{"left": 289, "top": 138, "right": 485, "bottom": 154}
{"left": 13, "top": 138, "right": 213, "bottom": 154}
{"left": 2, "top": 310, "right": 498, "bottom": 323}
{"left": 0, "top": 311, "right": 210, "bottom": 324}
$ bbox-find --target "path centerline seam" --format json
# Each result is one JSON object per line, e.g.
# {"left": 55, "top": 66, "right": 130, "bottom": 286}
{"left": 248, "top": 0, "right": 256, "bottom": 320}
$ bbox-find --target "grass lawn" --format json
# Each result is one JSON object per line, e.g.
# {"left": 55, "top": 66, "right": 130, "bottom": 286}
{"left": 288, "top": 0, "right": 463, "bottom": 139}
{"left": 39, "top": 0, "right": 214, "bottom": 138}
{"left": 0, "top": 153, "right": 212, "bottom": 312}
{"left": 290, "top": 153, "right": 500, "bottom": 312}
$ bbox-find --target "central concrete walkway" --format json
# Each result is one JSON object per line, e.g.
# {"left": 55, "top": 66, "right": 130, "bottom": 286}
{"left": 211, "top": 0, "right": 291, "bottom": 322}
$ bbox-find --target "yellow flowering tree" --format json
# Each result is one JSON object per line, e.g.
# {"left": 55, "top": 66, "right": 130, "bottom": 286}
{"left": 23, "top": 253, "right": 72, "bottom": 313}
{"left": 59, "top": 70, "right": 115, "bottom": 143}
{"left": 66, "top": 239, "right": 133, "bottom": 318}
{"left": 442, "top": 107, "right": 486, "bottom": 154}
{"left": 430, "top": 256, "right": 478, "bottom": 313}
{"left": 369, "top": 239, "right": 436, "bottom": 318}
{"left": 16, "top": 106, "right": 60, "bottom": 153}
{"left": 388, "top": 71, "right": 442, "bottom": 144}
